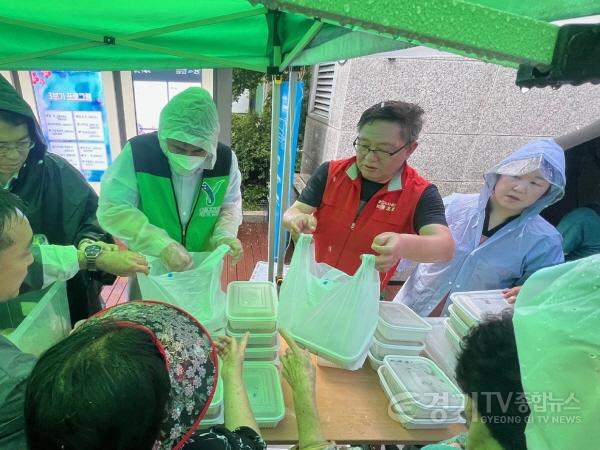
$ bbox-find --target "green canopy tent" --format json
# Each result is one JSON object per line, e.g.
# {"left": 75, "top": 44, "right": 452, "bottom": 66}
{"left": 0, "top": 0, "right": 598, "bottom": 278}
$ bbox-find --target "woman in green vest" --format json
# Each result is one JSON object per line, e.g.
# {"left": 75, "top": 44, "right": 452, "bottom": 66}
{"left": 98, "top": 87, "right": 243, "bottom": 275}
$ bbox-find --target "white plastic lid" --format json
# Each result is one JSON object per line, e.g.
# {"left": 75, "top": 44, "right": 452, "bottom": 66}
{"left": 227, "top": 281, "right": 278, "bottom": 320}
{"left": 383, "top": 355, "right": 464, "bottom": 409}
{"left": 450, "top": 290, "right": 511, "bottom": 323}
{"left": 378, "top": 365, "right": 466, "bottom": 428}
{"left": 379, "top": 302, "right": 432, "bottom": 331}
{"left": 373, "top": 330, "right": 426, "bottom": 350}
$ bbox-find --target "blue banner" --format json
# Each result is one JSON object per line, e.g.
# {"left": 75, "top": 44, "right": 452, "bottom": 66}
{"left": 274, "top": 80, "right": 304, "bottom": 261}
{"left": 31, "top": 71, "right": 112, "bottom": 183}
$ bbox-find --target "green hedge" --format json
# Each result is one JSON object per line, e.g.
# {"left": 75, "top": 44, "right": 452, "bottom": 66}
{"left": 232, "top": 110, "right": 271, "bottom": 210}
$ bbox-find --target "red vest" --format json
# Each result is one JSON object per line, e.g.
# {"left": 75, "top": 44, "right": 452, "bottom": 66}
{"left": 313, "top": 157, "right": 429, "bottom": 288}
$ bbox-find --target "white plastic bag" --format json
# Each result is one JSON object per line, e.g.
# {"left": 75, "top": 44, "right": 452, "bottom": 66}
{"left": 137, "top": 245, "right": 229, "bottom": 333}
{"left": 278, "top": 234, "right": 380, "bottom": 369}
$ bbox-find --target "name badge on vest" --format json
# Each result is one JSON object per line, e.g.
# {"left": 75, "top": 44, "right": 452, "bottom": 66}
{"left": 376, "top": 199, "right": 396, "bottom": 212}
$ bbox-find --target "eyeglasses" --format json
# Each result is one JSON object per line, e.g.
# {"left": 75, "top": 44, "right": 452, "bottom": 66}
{"left": 0, "top": 140, "right": 34, "bottom": 156}
{"left": 353, "top": 138, "right": 412, "bottom": 160}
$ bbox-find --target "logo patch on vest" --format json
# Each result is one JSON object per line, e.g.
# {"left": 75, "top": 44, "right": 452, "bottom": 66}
{"left": 198, "top": 206, "right": 220, "bottom": 217}
{"left": 201, "top": 180, "right": 225, "bottom": 206}
{"left": 376, "top": 200, "right": 396, "bottom": 212}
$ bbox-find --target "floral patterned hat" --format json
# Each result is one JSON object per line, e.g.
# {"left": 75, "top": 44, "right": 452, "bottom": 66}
{"left": 88, "top": 300, "right": 218, "bottom": 450}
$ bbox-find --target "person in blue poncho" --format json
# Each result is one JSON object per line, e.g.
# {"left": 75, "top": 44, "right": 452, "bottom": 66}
{"left": 394, "top": 138, "right": 566, "bottom": 316}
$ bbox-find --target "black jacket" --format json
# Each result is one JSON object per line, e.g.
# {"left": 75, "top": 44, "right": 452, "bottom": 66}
{"left": 0, "top": 75, "right": 114, "bottom": 322}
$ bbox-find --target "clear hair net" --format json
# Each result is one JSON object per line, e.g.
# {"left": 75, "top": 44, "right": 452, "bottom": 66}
{"left": 158, "top": 87, "right": 220, "bottom": 169}
{"left": 513, "top": 255, "right": 600, "bottom": 449}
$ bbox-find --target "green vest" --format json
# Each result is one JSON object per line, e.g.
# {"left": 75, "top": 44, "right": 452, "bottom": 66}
{"left": 130, "top": 132, "right": 231, "bottom": 252}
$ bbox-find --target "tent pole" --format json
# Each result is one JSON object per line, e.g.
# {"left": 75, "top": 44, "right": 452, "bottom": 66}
{"left": 276, "top": 69, "right": 298, "bottom": 281}
{"left": 0, "top": 42, "right": 103, "bottom": 66}
{"left": 267, "top": 77, "right": 282, "bottom": 282}
{"left": 279, "top": 21, "right": 323, "bottom": 72}
{"left": 122, "top": 7, "right": 268, "bottom": 41}
{"left": 115, "top": 41, "right": 265, "bottom": 72}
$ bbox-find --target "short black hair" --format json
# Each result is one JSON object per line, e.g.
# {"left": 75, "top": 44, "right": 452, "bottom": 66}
{"left": 25, "top": 320, "right": 171, "bottom": 450}
{"left": 455, "top": 311, "right": 530, "bottom": 450}
{"left": 357, "top": 101, "right": 425, "bottom": 142}
{"left": 0, "top": 189, "right": 25, "bottom": 251}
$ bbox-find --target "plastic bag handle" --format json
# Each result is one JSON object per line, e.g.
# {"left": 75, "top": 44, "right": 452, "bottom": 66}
{"left": 196, "top": 244, "right": 230, "bottom": 269}
{"left": 290, "top": 233, "right": 313, "bottom": 265}
{"left": 357, "top": 253, "right": 376, "bottom": 273}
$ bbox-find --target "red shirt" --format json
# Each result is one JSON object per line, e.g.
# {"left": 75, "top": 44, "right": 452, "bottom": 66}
{"left": 313, "top": 157, "right": 429, "bottom": 288}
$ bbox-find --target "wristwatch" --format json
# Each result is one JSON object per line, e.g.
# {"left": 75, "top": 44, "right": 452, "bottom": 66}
{"left": 83, "top": 244, "right": 103, "bottom": 271}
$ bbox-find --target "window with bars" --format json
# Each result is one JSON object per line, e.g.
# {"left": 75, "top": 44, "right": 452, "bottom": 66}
{"left": 310, "top": 63, "right": 336, "bottom": 119}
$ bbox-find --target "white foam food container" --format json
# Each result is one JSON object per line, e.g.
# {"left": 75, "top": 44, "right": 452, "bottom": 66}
{"left": 244, "top": 342, "right": 280, "bottom": 362}
{"left": 370, "top": 330, "right": 425, "bottom": 360}
{"left": 380, "top": 355, "right": 464, "bottom": 420}
{"left": 226, "top": 326, "right": 278, "bottom": 347}
{"left": 444, "top": 320, "right": 463, "bottom": 354}
{"left": 450, "top": 290, "right": 511, "bottom": 327}
{"left": 378, "top": 366, "right": 465, "bottom": 429}
{"left": 226, "top": 281, "right": 278, "bottom": 331}
{"left": 367, "top": 348, "right": 384, "bottom": 371}
{"left": 378, "top": 302, "right": 432, "bottom": 342}
{"left": 448, "top": 304, "right": 470, "bottom": 338}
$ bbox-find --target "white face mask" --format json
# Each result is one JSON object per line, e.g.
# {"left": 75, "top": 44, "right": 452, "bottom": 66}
{"left": 166, "top": 151, "right": 206, "bottom": 175}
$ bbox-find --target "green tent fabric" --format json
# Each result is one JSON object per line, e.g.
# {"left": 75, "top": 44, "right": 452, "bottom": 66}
{"left": 0, "top": 0, "right": 598, "bottom": 72}
{"left": 513, "top": 255, "right": 600, "bottom": 449}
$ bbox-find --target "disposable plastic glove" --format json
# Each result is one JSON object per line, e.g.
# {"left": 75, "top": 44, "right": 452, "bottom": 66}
{"left": 160, "top": 242, "right": 193, "bottom": 272}
{"left": 216, "top": 237, "right": 244, "bottom": 265}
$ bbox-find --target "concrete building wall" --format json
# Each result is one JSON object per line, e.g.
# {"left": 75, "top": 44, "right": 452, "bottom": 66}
{"left": 302, "top": 50, "right": 600, "bottom": 197}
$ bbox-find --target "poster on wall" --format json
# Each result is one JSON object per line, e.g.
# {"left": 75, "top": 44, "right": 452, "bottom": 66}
{"left": 31, "top": 71, "right": 112, "bottom": 182}
{"left": 132, "top": 69, "right": 202, "bottom": 134}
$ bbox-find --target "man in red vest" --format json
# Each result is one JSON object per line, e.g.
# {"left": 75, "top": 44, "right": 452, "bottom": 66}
{"left": 283, "top": 101, "right": 454, "bottom": 288}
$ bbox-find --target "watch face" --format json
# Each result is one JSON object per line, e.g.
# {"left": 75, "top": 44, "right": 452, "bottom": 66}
{"left": 84, "top": 244, "right": 103, "bottom": 258}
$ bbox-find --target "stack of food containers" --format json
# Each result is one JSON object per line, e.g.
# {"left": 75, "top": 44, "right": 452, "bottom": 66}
{"left": 446, "top": 290, "right": 511, "bottom": 352}
{"left": 423, "top": 317, "right": 459, "bottom": 385}
{"left": 224, "top": 282, "right": 285, "bottom": 427}
{"left": 367, "top": 302, "right": 431, "bottom": 371}
{"left": 226, "top": 281, "right": 279, "bottom": 363}
{"left": 378, "top": 355, "right": 465, "bottom": 429}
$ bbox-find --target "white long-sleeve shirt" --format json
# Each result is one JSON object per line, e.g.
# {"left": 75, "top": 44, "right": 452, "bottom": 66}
{"left": 97, "top": 143, "right": 243, "bottom": 257}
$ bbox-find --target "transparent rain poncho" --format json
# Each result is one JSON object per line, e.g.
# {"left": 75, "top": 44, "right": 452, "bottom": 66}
{"left": 97, "top": 87, "right": 242, "bottom": 258}
{"left": 513, "top": 255, "right": 600, "bottom": 449}
{"left": 396, "top": 138, "right": 566, "bottom": 316}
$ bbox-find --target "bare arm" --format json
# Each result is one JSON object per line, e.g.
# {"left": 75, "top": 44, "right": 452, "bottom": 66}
{"left": 280, "top": 330, "right": 329, "bottom": 449}
{"left": 371, "top": 224, "right": 454, "bottom": 272}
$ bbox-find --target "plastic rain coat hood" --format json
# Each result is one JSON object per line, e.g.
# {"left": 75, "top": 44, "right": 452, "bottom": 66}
{"left": 395, "top": 139, "right": 566, "bottom": 316}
